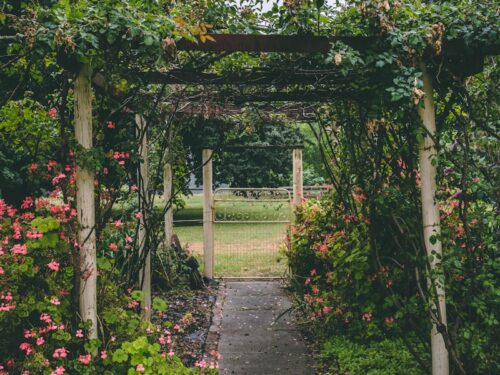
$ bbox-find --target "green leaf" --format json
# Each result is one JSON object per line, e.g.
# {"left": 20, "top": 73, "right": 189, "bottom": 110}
{"left": 152, "top": 297, "right": 168, "bottom": 312}
{"left": 112, "top": 348, "right": 129, "bottom": 363}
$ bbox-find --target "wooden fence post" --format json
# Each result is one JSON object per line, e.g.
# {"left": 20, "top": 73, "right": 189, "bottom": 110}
{"left": 74, "top": 64, "right": 98, "bottom": 339}
{"left": 418, "top": 62, "right": 449, "bottom": 375}
{"left": 202, "top": 149, "right": 214, "bottom": 279}
{"left": 164, "top": 162, "right": 173, "bottom": 243}
{"left": 292, "top": 148, "right": 304, "bottom": 207}
{"left": 136, "top": 114, "right": 151, "bottom": 320}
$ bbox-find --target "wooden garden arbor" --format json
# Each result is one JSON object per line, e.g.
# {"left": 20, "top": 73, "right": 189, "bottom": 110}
{"left": 76, "top": 33, "right": 497, "bottom": 374}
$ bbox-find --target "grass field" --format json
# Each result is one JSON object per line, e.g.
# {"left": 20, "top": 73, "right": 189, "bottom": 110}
{"left": 173, "top": 193, "right": 290, "bottom": 278}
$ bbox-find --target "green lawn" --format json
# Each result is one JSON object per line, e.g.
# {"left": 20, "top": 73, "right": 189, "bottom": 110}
{"left": 172, "top": 193, "right": 290, "bottom": 277}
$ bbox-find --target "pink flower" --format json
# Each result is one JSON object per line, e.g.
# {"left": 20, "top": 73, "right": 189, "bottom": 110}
{"left": 36, "top": 337, "right": 45, "bottom": 346}
{"left": 114, "top": 219, "right": 124, "bottom": 228}
{"left": 51, "top": 366, "right": 65, "bottom": 375}
{"left": 106, "top": 121, "right": 116, "bottom": 129}
{"left": 50, "top": 297, "right": 60, "bottom": 305}
{"left": 384, "top": 316, "right": 395, "bottom": 325}
{"left": 125, "top": 235, "right": 133, "bottom": 243}
{"left": 47, "top": 108, "right": 58, "bottom": 118}
{"left": 134, "top": 212, "right": 142, "bottom": 220}
{"left": 322, "top": 306, "right": 333, "bottom": 315}
{"left": 19, "top": 342, "right": 33, "bottom": 355}
{"left": 310, "top": 269, "right": 317, "bottom": 276}
{"left": 75, "top": 330, "right": 84, "bottom": 338}
{"left": 21, "top": 197, "right": 33, "bottom": 209}
{"left": 47, "top": 261, "right": 60, "bottom": 272}
{"left": 11, "top": 244, "right": 27, "bottom": 255}
{"left": 100, "top": 350, "right": 107, "bottom": 360}
{"left": 128, "top": 300, "right": 139, "bottom": 309}
{"left": 40, "top": 313, "right": 52, "bottom": 323}
{"left": 29, "top": 163, "right": 38, "bottom": 172}
{"left": 362, "top": 312, "right": 372, "bottom": 322}
{"left": 136, "top": 364, "right": 145, "bottom": 372}
{"left": 131, "top": 185, "right": 139, "bottom": 192}
{"left": 52, "top": 348, "right": 68, "bottom": 359}
{"left": 0, "top": 267, "right": 4, "bottom": 275}
{"left": 78, "top": 354, "right": 92, "bottom": 365}
{"left": 108, "top": 243, "right": 118, "bottom": 252}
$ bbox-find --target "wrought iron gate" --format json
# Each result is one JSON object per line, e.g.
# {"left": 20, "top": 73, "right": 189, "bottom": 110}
{"left": 213, "top": 188, "right": 292, "bottom": 278}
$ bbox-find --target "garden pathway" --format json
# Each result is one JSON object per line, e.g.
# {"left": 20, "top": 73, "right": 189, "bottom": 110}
{"left": 217, "top": 281, "right": 313, "bottom": 374}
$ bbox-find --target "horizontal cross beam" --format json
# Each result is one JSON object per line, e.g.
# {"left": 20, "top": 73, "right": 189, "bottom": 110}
{"left": 177, "top": 34, "right": 376, "bottom": 53}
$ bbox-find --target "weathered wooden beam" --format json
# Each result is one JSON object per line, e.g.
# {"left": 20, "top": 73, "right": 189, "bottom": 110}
{"left": 136, "top": 114, "right": 152, "bottom": 320}
{"left": 220, "top": 144, "right": 304, "bottom": 150}
{"left": 177, "top": 34, "right": 376, "bottom": 53}
{"left": 292, "top": 148, "right": 304, "bottom": 207}
{"left": 202, "top": 149, "right": 214, "bottom": 279}
{"left": 139, "top": 69, "right": 363, "bottom": 85}
{"left": 74, "top": 64, "right": 98, "bottom": 340}
{"left": 418, "top": 62, "right": 449, "bottom": 375}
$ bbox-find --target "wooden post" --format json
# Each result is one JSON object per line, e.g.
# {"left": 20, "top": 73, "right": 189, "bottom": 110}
{"left": 202, "top": 149, "right": 214, "bottom": 279}
{"left": 136, "top": 114, "right": 151, "bottom": 320}
{"left": 292, "top": 148, "right": 303, "bottom": 207}
{"left": 74, "top": 64, "right": 98, "bottom": 339}
{"left": 418, "top": 62, "right": 449, "bottom": 375}
{"left": 164, "top": 162, "right": 174, "bottom": 244}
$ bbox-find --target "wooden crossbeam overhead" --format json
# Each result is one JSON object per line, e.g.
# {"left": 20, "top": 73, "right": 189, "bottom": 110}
{"left": 171, "top": 102, "right": 318, "bottom": 120}
{"left": 139, "top": 69, "right": 371, "bottom": 85}
{"left": 177, "top": 34, "right": 376, "bottom": 53}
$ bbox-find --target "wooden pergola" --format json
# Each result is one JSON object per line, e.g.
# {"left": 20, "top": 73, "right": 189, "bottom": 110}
{"left": 76, "top": 33, "right": 498, "bottom": 375}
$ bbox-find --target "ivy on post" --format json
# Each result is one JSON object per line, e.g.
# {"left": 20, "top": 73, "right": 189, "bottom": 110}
{"left": 417, "top": 62, "right": 449, "bottom": 375}
{"left": 136, "top": 114, "right": 151, "bottom": 320}
{"left": 74, "top": 64, "right": 98, "bottom": 339}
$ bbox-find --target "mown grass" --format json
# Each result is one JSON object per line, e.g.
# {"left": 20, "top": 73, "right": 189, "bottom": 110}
{"left": 173, "top": 194, "right": 290, "bottom": 277}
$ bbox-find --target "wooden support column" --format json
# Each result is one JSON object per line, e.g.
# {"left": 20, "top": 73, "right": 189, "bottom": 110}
{"left": 74, "top": 64, "right": 98, "bottom": 339}
{"left": 292, "top": 148, "right": 304, "bottom": 207}
{"left": 418, "top": 62, "right": 449, "bottom": 375}
{"left": 202, "top": 149, "right": 214, "bottom": 279}
{"left": 163, "top": 162, "right": 174, "bottom": 244}
{"left": 136, "top": 114, "right": 151, "bottom": 320}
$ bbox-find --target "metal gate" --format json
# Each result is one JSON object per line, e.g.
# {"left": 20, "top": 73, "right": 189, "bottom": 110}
{"left": 213, "top": 188, "right": 292, "bottom": 278}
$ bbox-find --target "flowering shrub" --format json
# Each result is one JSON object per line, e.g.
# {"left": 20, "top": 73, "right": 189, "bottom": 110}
{"left": 287, "top": 173, "right": 499, "bottom": 373}
{"left": 0, "top": 144, "right": 215, "bottom": 374}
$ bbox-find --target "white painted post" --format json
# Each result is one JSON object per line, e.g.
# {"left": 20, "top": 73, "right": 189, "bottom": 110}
{"left": 136, "top": 114, "right": 151, "bottom": 320}
{"left": 418, "top": 62, "right": 449, "bottom": 375}
{"left": 74, "top": 64, "right": 98, "bottom": 339}
{"left": 164, "top": 162, "right": 174, "bottom": 244}
{"left": 202, "top": 149, "right": 214, "bottom": 279}
{"left": 292, "top": 148, "right": 304, "bottom": 207}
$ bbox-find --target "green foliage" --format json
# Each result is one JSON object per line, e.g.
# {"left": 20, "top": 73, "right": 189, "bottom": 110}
{"left": 321, "top": 336, "right": 424, "bottom": 375}
{"left": 183, "top": 116, "right": 304, "bottom": 188}
{"left": 111, "top": 336, "right": 196, "bottom": 375}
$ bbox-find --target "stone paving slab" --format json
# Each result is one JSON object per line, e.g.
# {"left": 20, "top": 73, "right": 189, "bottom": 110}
{"left": 218, "top": 281, "right": 313, "bottom": 375}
